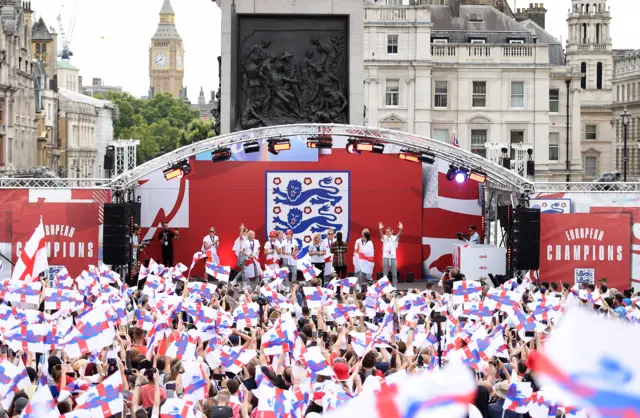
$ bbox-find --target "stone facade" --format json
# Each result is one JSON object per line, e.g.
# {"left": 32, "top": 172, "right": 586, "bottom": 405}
{"left": 0, "top": 1, "right": 37, "bottom": 173}
{"left": 566, "top": 0, "right": 614, "bottom": 180}
{"left": 57, "top": 61, "right": 80, "bottom": 92}
{"left": 611, "top": 50, "right": 640, "bottom": 180}
{"left": 364, "top": 1, "right": 584, "bottom": 181}
{"left": 58, "top": 89, "right": 115, "bottom": 178}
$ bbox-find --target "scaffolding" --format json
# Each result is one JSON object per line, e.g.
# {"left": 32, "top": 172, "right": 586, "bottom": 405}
{"left": 108, "top": 139, "right": 139, "bottom": 178}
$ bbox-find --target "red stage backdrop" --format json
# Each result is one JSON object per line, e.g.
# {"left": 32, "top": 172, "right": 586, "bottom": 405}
{"left": 138, "top": 150, "right": 425, "bottom": 279}
{"left": 539, "top": 213, "right": 631, "bottom": 290}
{"left": 0, "top": 189, "right": 110, "bottom": 277}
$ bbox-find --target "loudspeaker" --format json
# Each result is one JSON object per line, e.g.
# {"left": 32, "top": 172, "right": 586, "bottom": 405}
{"left": 502, "top": 158, "right": 511, "bottom": 169}
{"left": 527, "top": 160, "right": 535, "bottom": 176}
{"left": 103, "top": 203, "right": 131, "bottom": 265}
{"left": 512, "top": 207, "right": 540, "bottom": 270}
{"left": 104, "top": 146, "right": 115, "bottom": 170}
{"left": 129, "top": 202, "right": 141, "bottom": 225}
{"left": 405, "top": 271, "right": 414, "bottom": 283}
{"left": 497, "top": 205, "right": 510, "bottom": 229}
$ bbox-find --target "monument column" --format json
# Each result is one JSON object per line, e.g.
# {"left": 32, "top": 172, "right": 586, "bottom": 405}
{"left": 213, "top": 0, "right": 364, "bottom": 134}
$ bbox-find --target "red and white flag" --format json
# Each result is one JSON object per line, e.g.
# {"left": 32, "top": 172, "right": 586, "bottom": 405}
{"left": 12, "top": 218, "right": 48, "bottom": 283}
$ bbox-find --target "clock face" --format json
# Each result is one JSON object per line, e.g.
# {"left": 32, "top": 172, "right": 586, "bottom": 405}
{"left": 154, "top": 52, "right": 168, "bottom": 68}
{"left": 177, "top": 53, "right": 183, "bottom": 68}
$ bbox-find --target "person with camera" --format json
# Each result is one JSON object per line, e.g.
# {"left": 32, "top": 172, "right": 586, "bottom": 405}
{"left": 439, "top": 267, "right": 465, "bottom": 294}
{"left": 456, "top": 224, "right": 480, "bottom": 244}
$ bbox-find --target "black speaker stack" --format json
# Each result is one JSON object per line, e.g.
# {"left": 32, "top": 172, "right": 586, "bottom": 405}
{"left": 511, "top": 207, "right": 541, "bottom": 271}
{"left": 103, "top": 203, "right": 132, "bottom": 266}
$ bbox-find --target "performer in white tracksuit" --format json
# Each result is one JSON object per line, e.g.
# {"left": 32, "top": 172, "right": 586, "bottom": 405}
{"left": 241, "top": 230, "right": 261, "bottom": 288}
{"left": 281, "top": 229, "right": 298, "bottom": 285}
{"left": 264, "top": 230, "right": 280, "bottom": 271}
{"left": 354, "top": 229, "right": 374, "bottom": 285}
{"left": 379, "top": 221, "right": 403, "bottom": 287}
{"left": 232, "top": 225, "right": 248, "bottom": 284}
{"left": 323, "top": 228, "right": 336, "bottom": 283}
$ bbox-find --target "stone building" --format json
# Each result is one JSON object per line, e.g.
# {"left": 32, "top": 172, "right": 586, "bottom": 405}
{"left": 31, "top": 17, "right": 57, "bottom": 78}
{"left": 191, "top": 87, "right": 216, "bottom": 121}
{"left": 0, "top": 1, "right": 37, "bottom": 173}
{"left": 58, "top": 88, "right": 115, "bottom": 178}
{"left": 149, "top": 0, "right": 184, "bottom": 98}
{"left": 364, "top": 0, "right": 585, "bottom": 180}
{"left": 80, "top": 78, "right": 123, "bottom": 98}
{"left": 57, "top": 61, "right": 80, "bottom": 92}
{"left": 612, "top": 50, "right": 640, "bottom": 180}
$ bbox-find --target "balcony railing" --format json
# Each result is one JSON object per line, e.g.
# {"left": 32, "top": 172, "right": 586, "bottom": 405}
{"left": 364, "top": 6, "right": 430, "bottom": 23}
{"left": 430, "top": 44, "right": 548, "bottom": 65}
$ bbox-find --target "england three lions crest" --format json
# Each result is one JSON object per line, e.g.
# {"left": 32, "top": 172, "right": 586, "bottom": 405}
{"left": 266, "top": 171, "right": 350, "bottom": 257}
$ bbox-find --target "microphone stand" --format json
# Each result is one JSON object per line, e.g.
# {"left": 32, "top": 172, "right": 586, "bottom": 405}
{"left": 433, "top": 314, "right": 447, "bottom": 368}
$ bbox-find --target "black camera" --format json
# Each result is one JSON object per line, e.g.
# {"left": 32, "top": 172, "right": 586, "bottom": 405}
{"left": 256, "top": 296, "right": 269, "bottom": 306}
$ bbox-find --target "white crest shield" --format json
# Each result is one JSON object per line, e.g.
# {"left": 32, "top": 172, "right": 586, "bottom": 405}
{"left": 266, "top": 171, "right": 350, "bottom": 258}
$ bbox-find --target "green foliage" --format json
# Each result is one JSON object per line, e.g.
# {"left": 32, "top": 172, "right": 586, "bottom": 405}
{"left": 105, "top": 92, "right": 211, "bottom": 164}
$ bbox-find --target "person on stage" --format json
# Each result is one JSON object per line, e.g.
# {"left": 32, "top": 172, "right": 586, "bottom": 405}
{"left": 202, "top": 227, "right": 220, "bottom": 282}
{"left": 354, "top": 229, "right": 374, "bottom": 285}
{"left": 276, "top": 230, "right": 285, "bottom": 267}
{"left": 232, "top": 224, "right": 248, "bottom": 284}
{"left": 379, "top": 221, "right": 403, "bottom": 287}
{"left": 242, "top": 230, "right": 261, "bottom": 288}
{"left": 309, "top": 233, "right": 326, "bottom": 286}
{"left": 264, "top": 230, "right": 280, "bottom": 271}
{"left": 323, "top": 228, "right": 336, "bottom": 284}
{"left": 157, "top": 221, "right": 179, "bottom": 267}
{"left": 281, "top": 230, "right": 298, "bottom": 285}
{"left": 331, "top": 231, "right": 348, "bottom": 278}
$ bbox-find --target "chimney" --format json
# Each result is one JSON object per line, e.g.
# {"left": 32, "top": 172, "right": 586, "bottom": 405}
{"left": 450, "top": 0, "right": 460, "bottom": 18}
{"left": 514, "top": 2, "right": 547, "bottom": 29}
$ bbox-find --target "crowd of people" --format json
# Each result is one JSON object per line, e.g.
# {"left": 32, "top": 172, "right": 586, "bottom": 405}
{"left": 0, "top": 223, "right": 638, "bottom": 418}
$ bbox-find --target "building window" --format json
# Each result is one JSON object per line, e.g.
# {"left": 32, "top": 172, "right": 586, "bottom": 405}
{"left": 597, "top": 62, "right": 603, "bottom": 90}
{"left": 581, "top": 62, "right": 587, "bottom": 89}
{"left": 433, "top": 129, "right": 448, "bottom": 143}
{"left": 434, "top": 81, "right": 448, "bottom": 108}
{"left": 387, "top": 35, "right": 398, "bottom": 54}
{"left": 385, "top": 79, "right": 399, "bottom": 106}
{"left": 432, "top": 38, "right": 448, "bottom": 44}
{"left": 471, "top": 130, "right": 487, "bottom": 158}
{"left": 617, "top": 86, "right": 620, "bottom": 102}
{"left": 511, "top": 81, "right": 524, "bottom": 108}
{"left": 472, "top": 81, "right": 486, "bottom": 108}
{"left": 585, "top": 124, "right": 597, "bottom": 140}
{"left": 42, "top": 43, "right": 47, "bottom": 53}
{"left": 509, "top": 39, "right": 525, "bottom": 44}
{"left": 549, "top": 133, "right": 559, "bottom": 161}
{"left": 35, "top": 43, "right": 40, "bottom": 54}
{"left": 510, "top": 130, "right": 524, "bottom": 160}
{"left": 470, "top": 39, "right": 486, "bottom": 44}
{"left": 549, "top": 89, "right": 560, "bottom": 112}
{"left": 585, "top": 156, "right": 598, "bottom": 178}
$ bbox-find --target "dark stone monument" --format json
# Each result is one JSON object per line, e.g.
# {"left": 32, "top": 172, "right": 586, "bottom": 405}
{"left": 234, "top": 16, "right": 349, "bottom": 132}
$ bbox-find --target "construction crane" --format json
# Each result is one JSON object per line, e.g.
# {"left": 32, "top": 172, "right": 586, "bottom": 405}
{"left": 57, "top": 0, "right": 82, "bottom": 61}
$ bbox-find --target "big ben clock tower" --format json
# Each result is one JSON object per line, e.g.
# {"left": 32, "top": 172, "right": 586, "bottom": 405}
{"left": 149, "top": 0, "right": 184, "bottom": 98}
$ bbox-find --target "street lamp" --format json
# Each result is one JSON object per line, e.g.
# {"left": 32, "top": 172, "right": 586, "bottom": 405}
{"left": 622, "top": 107, "right": 631, "bottom": 182}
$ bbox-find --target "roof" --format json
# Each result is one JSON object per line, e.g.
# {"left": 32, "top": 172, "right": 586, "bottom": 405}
{"left": 57, "top": 61, "right": 80, "bottom": 71}
{"left": 152, "top": 24, "right": 181, "bottom": 40}
{"left": 519, "top": 19, "right": 566, "bottom": 66}
{"left": 32, "top": 17, "right": 52, "bottom": 41}
{"left": 160, "top": 0, "right": 175, "bottom": 15}
{"left": 430, "top": 5, "right": 535, "bottom": 43}
{"left": 59, "top": 88, "right": 114, "bottom": 109}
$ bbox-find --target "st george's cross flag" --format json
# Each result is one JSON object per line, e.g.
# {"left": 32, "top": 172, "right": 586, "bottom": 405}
{"left": 12, "top": 218, "right": 48, "bottom": 283}
{"left": 323, "top": 361, "right": 476, "bottom": 418}
{"left": 528, "top": 307, "right": 640, "bottom": 418}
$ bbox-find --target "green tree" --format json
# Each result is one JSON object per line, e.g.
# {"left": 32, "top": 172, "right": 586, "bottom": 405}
{"left": 180, "top": 119, "right": 213, "bottom": 146}
{"left": 107, "top": 92, "right": 209, "bottom": 164}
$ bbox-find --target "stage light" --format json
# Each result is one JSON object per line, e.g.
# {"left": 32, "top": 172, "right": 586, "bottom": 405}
{"left": 399, "top": 150, "right": 435, "bottom": 164}
{"left": 163, "top": 159, "right": 191, "bottom": 180}
{"left": 268, "top": 138, "right": 291, "bottom": 155}
{"left": 372, "top": 143, "right": 385, "bottom": 154}
{"left": 355, "top": 141, "right": 374, "bottom": 152}
{"left": 346, "top": 141, "right": 359, "bottom": 154}
{"left": 243, "top": 141, "right": 260, "bottom": 154}
{"left": 469, "top": 170, "right": 487, "bottom": 184}
{"left": 163, "top": 167, "right": 184, "bottom": 180}
{"left": 212, "top": 147, "right": 232, "bottom": 162}
{"left": 455, "top": 168, "right": 469, "bottom": 183}
{"left": 446, "top": 165, "right": 457, "bottom": 181}
{"left": 307, "top": 136, "right": 333, "bottom": 149}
